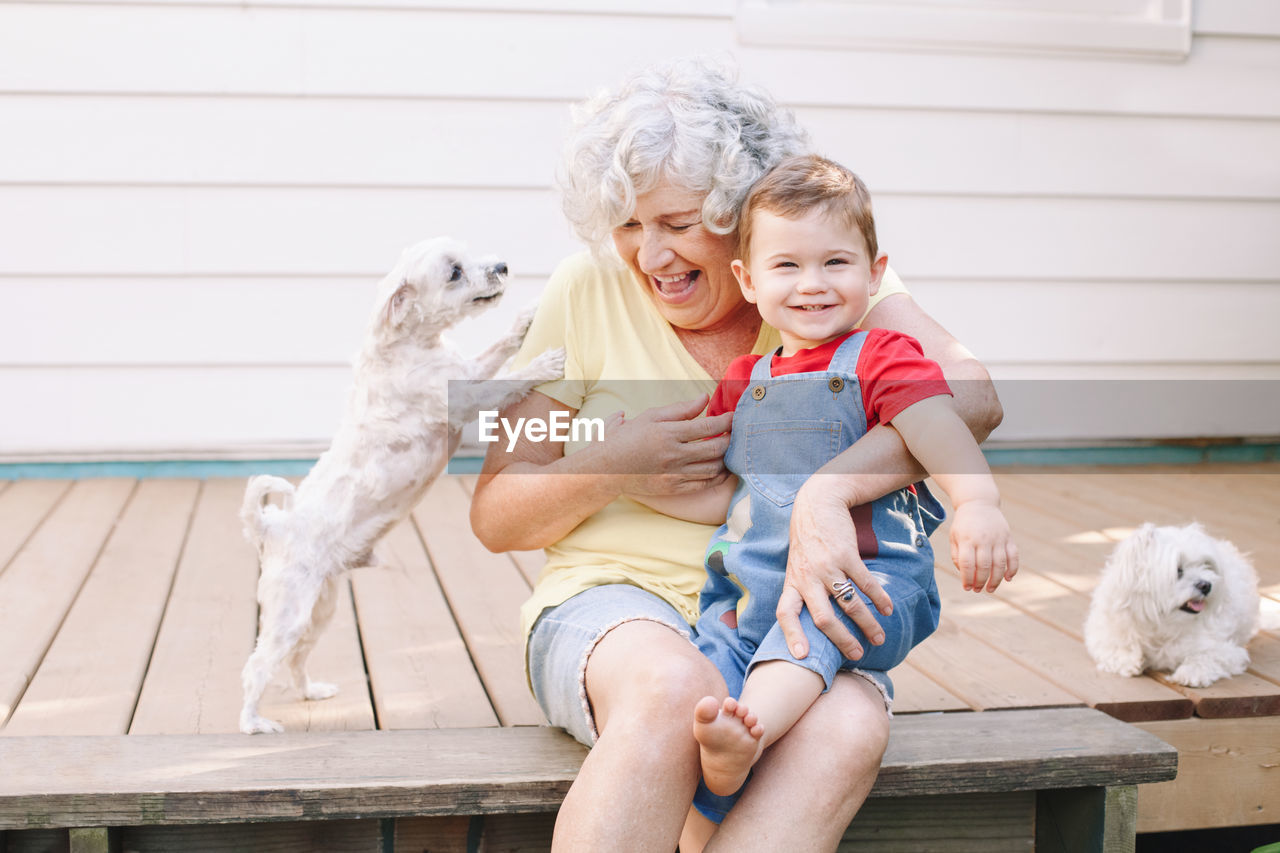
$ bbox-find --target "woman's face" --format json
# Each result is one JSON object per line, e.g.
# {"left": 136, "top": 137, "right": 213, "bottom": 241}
{"left": 611, "top": 182, "right": 746, "bottom": 332}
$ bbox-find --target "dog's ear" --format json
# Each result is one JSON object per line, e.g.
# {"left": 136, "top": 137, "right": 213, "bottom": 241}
{"left": 383, "top": 281, "right": 417, "bottom": 328}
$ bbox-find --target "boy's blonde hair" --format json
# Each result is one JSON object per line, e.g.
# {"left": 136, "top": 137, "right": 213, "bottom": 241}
{"left": 738, "top": 154, "right": 878, "bottom": 264}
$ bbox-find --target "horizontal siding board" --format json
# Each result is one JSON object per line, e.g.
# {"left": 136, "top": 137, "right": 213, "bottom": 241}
{"left": 3, "top": 6, "right": 1280, "bottom": 118}
{"left": 748, "top": 34, "right": 1280, "bottom": 118}
{"left": 5, "top": 95, "right": 1279, "bottom": 200}
{"left": 3, "top": 277, "right": 1278, "bottom": 368}
{"left": 0, "top": 366, "right": 350, "bottom": 455}
{"left": 0, "top": 186, "right": 580, "bottom": 277}
{"left": 803, "top": 107, "right": 1280, "bottom": 200}
{"left": 0, "top": 96, "right": 568, "bottom": 189}
{"left": 0, "top": 6, "right": 726, "bottom": 100}
{"left": 5, "top": 186, "right": 1276, "bottom": 281}
{"left": 0, "top": 275, "right": 547, "bottom": 365}
{"left": 57, "top": 0, "right": 736, "bottom": 14}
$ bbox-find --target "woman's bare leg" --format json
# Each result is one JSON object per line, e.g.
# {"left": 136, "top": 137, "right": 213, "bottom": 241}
{"left": 705, "top": 673, "right": 889, "bottom": 852}
{"left": 551, "top": 620, "right": 727, "bottom": 852}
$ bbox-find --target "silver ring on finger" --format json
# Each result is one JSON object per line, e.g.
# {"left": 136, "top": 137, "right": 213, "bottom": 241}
{"left": 831, "top": 578, "right": 857, "bottom": 603}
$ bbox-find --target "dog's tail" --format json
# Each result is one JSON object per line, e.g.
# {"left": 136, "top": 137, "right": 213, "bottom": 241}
{"left": 241, "top": 475, "right": 295, "bottom": 550}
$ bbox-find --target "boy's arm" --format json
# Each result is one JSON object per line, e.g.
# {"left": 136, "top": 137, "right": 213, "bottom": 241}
{"left": 889, "top": 396, "right": 1019, "bottom": 592}
{"left": 629, "top": 476, "right": 737, "bottom": 525}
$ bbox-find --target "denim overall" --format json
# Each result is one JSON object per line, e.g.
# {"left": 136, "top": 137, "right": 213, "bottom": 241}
{"left": 694, "top": 331, "right": 944, "bottom": 705}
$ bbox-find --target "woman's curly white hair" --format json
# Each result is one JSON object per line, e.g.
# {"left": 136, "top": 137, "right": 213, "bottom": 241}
{"left": 559, "top": 57, "right": 811, "bottom": 258}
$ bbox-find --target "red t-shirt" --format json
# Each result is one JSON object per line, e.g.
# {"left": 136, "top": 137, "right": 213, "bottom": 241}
{"left": 707, "top": 329, "right": 952, "bottom": 424}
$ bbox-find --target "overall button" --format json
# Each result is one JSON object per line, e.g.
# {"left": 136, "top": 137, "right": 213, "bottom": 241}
{"left": 751, "top": 385, "right": 766, "bottom": 401}
{"left": 914, "top": 534, "right": 927, "bottom": 548}
{"left": 828, "top": 376, "right": 844, "bottom": 393}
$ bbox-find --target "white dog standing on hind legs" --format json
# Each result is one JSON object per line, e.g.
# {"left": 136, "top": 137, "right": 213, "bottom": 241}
{"left": 239, "top": 237, "right": 565, "bottom": 734}
{"left": 1085, "top": 522, "right": 1266, "bottom": 688}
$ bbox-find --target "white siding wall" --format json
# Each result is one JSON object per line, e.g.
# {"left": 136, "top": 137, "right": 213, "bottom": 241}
{"left": 2, "top": 0, "right": 1278, "bottom": 459}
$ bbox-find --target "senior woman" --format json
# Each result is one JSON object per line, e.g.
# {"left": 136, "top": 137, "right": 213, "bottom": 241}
{"left": 470, "top": 59, "right": 1001, "bottom": 852}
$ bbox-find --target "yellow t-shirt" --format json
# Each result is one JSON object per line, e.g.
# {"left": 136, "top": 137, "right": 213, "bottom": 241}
{"left": 511, "top": 251, "right": 909, "bottom": 639}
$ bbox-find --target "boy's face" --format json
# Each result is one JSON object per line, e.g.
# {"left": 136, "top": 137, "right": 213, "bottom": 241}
{"left": 732, "top": 208, "right": 887, "bottom": 357}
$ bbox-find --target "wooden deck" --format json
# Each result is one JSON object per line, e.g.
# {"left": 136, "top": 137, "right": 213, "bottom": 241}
{"left": 0, "top": 465, "right": 1277, "bottom": 844}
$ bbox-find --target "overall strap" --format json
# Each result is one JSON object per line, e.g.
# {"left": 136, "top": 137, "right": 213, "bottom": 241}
{"left": 828, "top": 330, "right": 870, "bottom": 376}
{"left": 748, "top": 350, "right": 778, "bottom": 382}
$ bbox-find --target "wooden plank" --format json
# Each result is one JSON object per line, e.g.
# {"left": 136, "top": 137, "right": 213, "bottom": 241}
{"left": 840, "top": 792, "right": 1035, "bottom": 852}
{"left": 120, "top": 819, "right": 382, "bottom": 852}
{"left": 9, "top": 279, "right": 1280, "bottom": 374}
{"left": 391, "top": 816, "right": 470, "bottom": 853}
{"left": 0, "top": 708, "right": 1174, "bottom": 830}
{"left": 6, "top": 185, "right": 1278, "bottom": 284}
{"left": 906, "top": 615, "right": 1082, "bottom": 713}
{"left": 935, "top": 570, "right": 1191, "bottom": 723}
{"left": 0, "top": 479, "right": 70, "bottom": 575}
{"left": 0, "top": 479, "right": 136, "bottom": 728}
{"left": 66, "top": 828, "right": 114, "bottom": 853}
{"left": 256, "top": 577, "right": 376, "bottom": 733}
{"left": 5, "top": 5, "right": 1279, "bottom": 119}
{"left": 351, "top": 518, "right": 499, "bottom": 729}
{"left": 874, "top": 707, "right": 1177, "bottom": 798}
{"left": 411, "top": 478, "right": 544, "bottom": 726}
{"left": 1151, "top": 667, "right": 1280, "bottom": 719}
{"left": 0, "top": 727, "right": 588, "bottom": 828}
{"left": 471, "top": 814, "right": 557, "bottom": 853}
{"left": 3, "top": 480, "right": 199, "bottom": 736}
{"left": 1073, "top": 468, "right": 1280, "bottom": 569}
{"left": 508, "top": 549, "right": 548, "bottom": 589}
{"left": 5, "top": 828, "right": 69, "bottom": 853}
{"left": 888, "top": 661, "right": 972, "bottom": 714}
{"left": 129, "top": 478, "right": 259, "bottom": 734}
{"left": 991, "top": 473, "right": 1121, "bottom": 595}
{"left": 1135, "top": 716, "right": 1280, "bottom": 831}
{"left": 9, "top": 95, "right": 1280, "bottom": 201}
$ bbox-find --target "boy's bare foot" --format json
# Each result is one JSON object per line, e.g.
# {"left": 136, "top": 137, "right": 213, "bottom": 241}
{"left": 693, "top": 695, "right": 764, "bottom": 796}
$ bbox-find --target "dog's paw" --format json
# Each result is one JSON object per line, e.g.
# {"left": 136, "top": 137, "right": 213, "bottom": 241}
{"left": 525, "top": 346, "right": 567, "bottom": 384}
{"left": 304, "top": 680, "right": 340, "bottom": 701}
{"left": 1168, "top": 661, "right": 1225, "bottom": 688}
{"left": 511, "top": 303, "right": 539, "bottom": 339}
{"left": 240, "top": 712, "right": 285, "bottom": 735}
{"left": 1093, "top": 651, "right": 1145, "bottom": 678}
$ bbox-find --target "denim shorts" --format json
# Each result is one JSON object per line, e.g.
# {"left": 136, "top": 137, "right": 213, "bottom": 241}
{"left": 526, "top": 583, "right": 695, "bottom": 747}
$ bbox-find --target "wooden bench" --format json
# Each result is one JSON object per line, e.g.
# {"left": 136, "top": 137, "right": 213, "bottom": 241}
{"left": 0, "top": 706, "right": 1176, "bottom": 852}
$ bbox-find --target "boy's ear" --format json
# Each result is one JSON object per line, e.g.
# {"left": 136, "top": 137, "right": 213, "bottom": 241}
{"left": 868, "top": 254, "right": 888, "bottom": 296}
{"left": 731, "top": 259, "right": 757, "bottom": 303}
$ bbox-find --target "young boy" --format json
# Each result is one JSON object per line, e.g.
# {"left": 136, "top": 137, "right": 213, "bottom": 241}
{"left": 632, "top": 154, "right": 1019, "bottom": 805}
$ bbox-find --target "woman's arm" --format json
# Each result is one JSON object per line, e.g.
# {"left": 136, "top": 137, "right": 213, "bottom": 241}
{"left": 470, "top": 392, "right": 733, "bottom": 552}
{"left": 778, "top": 293, "right": 1004, "bottom": 661}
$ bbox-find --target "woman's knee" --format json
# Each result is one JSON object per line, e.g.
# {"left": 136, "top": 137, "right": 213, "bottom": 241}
{"left": 587, "top": 621, "right": 724, "bottom": 731}
{"left": 793, "top": 674, "right": 889, "bottom": 774}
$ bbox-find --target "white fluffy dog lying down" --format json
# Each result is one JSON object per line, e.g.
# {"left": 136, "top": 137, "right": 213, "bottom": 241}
{"left": 1085, "top": 522, "right": 1262, "bottom": 688}
{"left": 238, "top": 237, "right": 564, "bottom": 734}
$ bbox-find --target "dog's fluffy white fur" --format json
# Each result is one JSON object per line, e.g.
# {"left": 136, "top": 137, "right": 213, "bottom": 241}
{"left": 238, "top": 237, "right": 564, "bottom": 734}
{"left": 1085, "top": 522, "right": 1261, "bottom": 688}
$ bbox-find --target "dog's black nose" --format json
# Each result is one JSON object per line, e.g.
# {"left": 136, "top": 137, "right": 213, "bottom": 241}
{"left": 492, "top": 262, "right": 508, "bottom": 277}
{"left": 1195, "top": 580, "right": 1212, "bottom": 596}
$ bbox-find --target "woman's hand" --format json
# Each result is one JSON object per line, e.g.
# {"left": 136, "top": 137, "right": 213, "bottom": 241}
{"left": 777, "top": 477, "right": 893, "bottom": 661}
{"left": 605, "top": 395, "right": 734, "bottom": 498}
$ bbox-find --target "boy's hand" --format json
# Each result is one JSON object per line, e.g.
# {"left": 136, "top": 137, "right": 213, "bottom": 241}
{"left": 949, "top": 501, "right": 1019, "bottom": 593}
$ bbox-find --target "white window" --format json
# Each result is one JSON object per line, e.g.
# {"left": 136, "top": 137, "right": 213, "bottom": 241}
{"left": 736, "top": 0, "right": 1193, "bottom": 60}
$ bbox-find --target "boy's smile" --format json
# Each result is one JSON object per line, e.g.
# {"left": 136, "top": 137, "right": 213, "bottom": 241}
{"left": 732, "top": 208, "right": 887, "bottom": 357}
